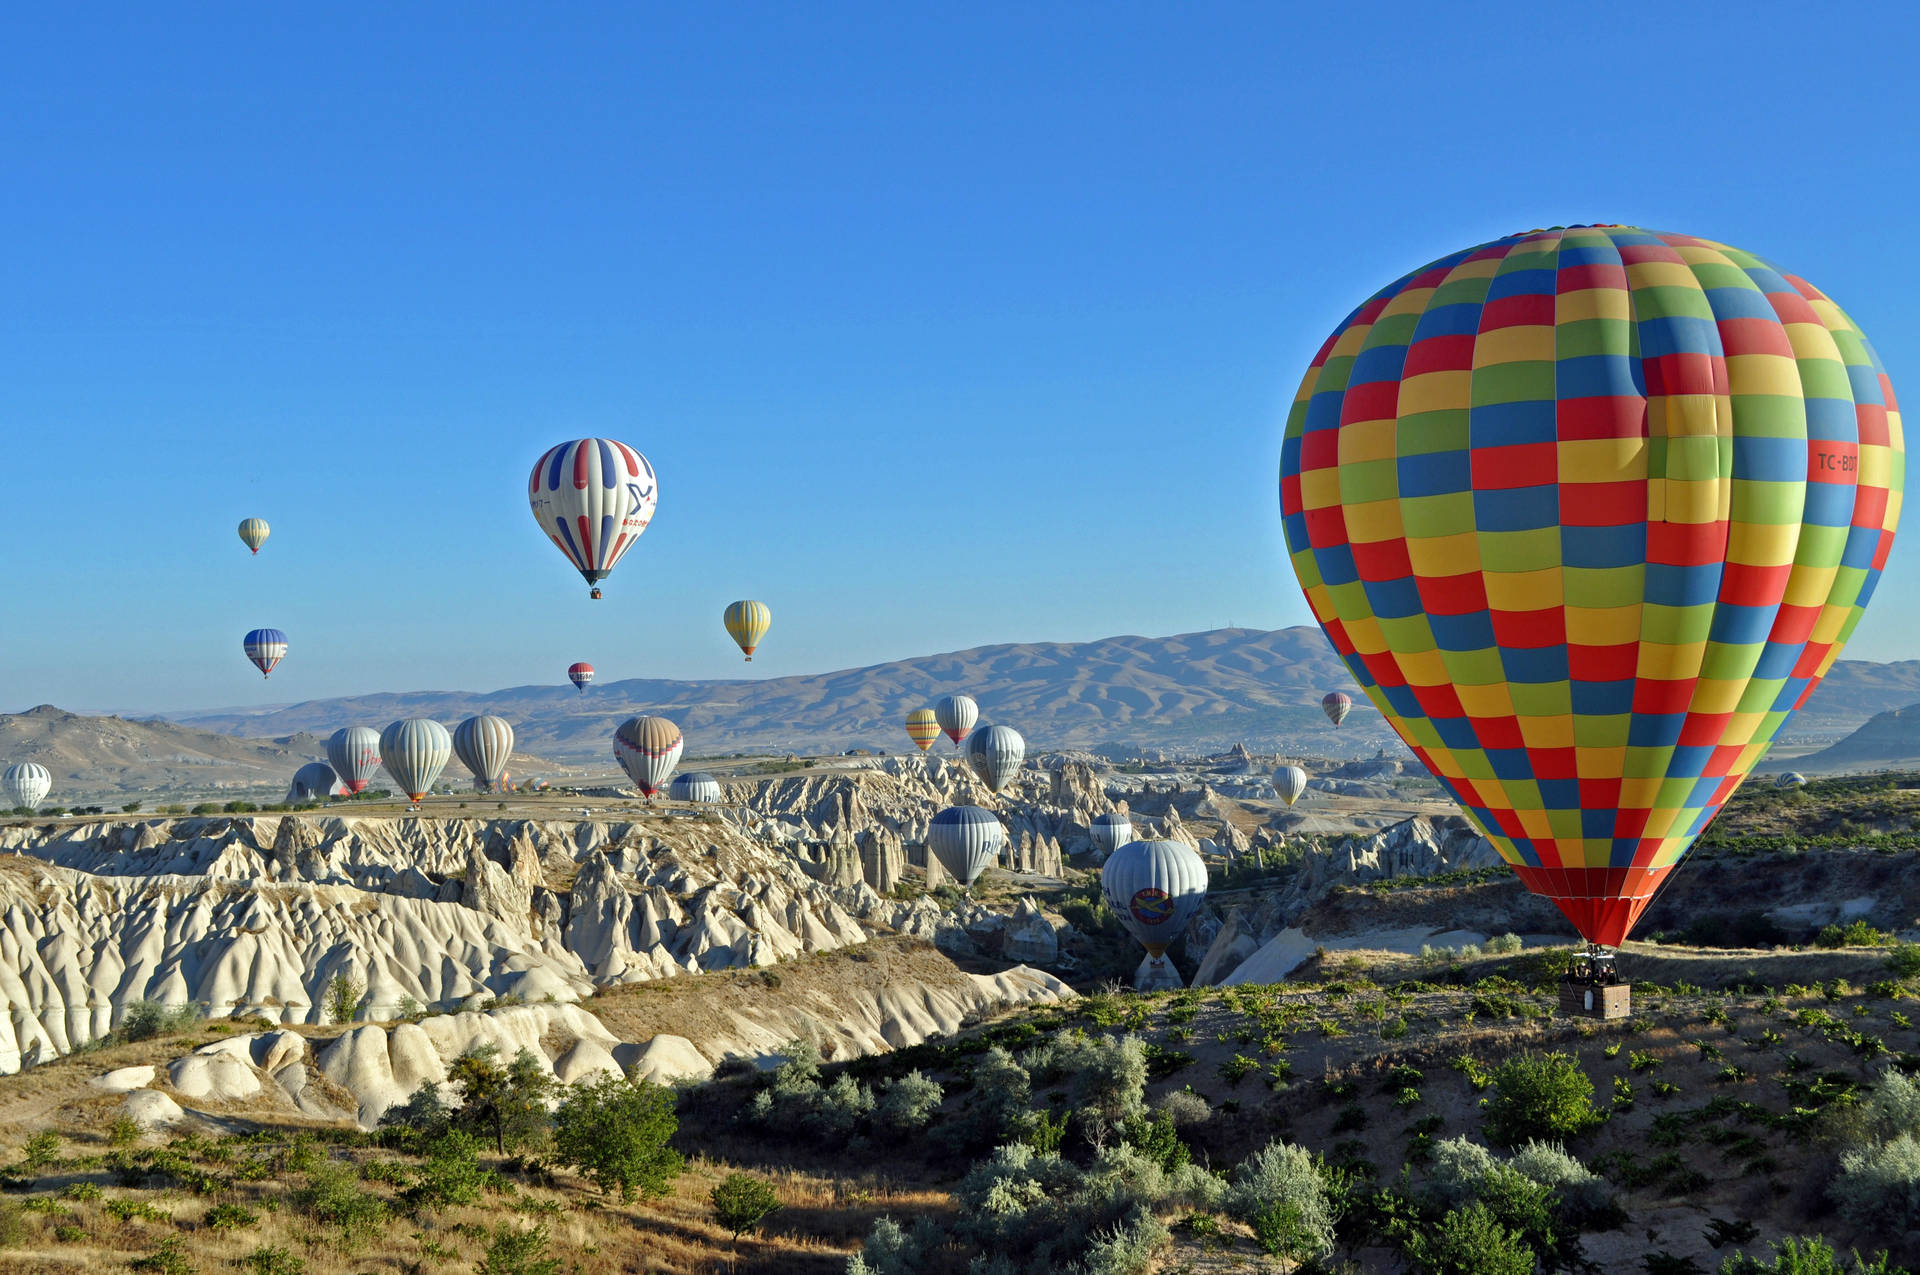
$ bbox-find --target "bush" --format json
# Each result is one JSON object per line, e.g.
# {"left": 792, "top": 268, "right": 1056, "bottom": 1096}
{"left": 1223, "top": 1139, "right": 1334, "bottom": 1263}
{"left": 1507, "top": 1139, "right": 1615, "bottom": 1218}
{"left": 239, "top": 1248, "right": 306, "bottom": 1275}
{"left": 1718, "top": 1235, "right": 1913, "bottom": 1274}
{"left": 1862, "top": 1068, "right": 1920, "bottom": 1141}
{"left": 711, "top": 1172, "right": 782, "bottom": 1240}
{"left": 876, "top": 1070, "right": 943, "bottom": 1132}
{"left": 129, "top": 1238, "right": 194, "bottom": 1275}
{"left": 476, "top": 1222, "right": 559, "bottom": 1275}
{"left": 19, "top": 1130, "right": 59, "bottom": 1173}
{"left": 1403, "top": 1201, "right": 1535, "bottom": 1275}
{"left": 847, "top": 1215, "right": 944, "bottom": 1275}
{"left": 1832, "top": 1132, "right": 1920, "bottom": 1232}
{"left": 377, "top": 1080, "right": 452, "bottom": 1147}
{"left": 322, "top": 973, "right": 365, "bottom": 1025}
{"left": 1888, "top": 945, "right": 1920, "bottom": 980}
{"left": 121, "top": 1000, "right": 198, "bottom": 1042}
{"left": 291, "top": 1161, "right": 388, "bottom": 1248}
{"left": 1427, "top": 1137, "right": 1500, "bottom": 1204}
{"left": 448, "top": 1045, "right": 554, "bottom": 1155}
{"left": 1482, "top": 1052, "right": 1602, "bottom": 1147}
{"left": 551, "top": 1070, "right": 683, "bottom": 1203}
{"left": 1119, "top": 1109, "right": 1189, "bottom": 1174}
{"left": 204, "top": 1201, "right": 258, "bottom": 1231}
{"left": 1063, "top": 1034, "right": 1149, "bottom": 1133}
{"left": 1076, "top": 1205, "right": 1170, "bottom": 1275}
{"left": 943, "top": 1046, "right": 1032, "bottom": 1151}
{"left": 404, "top": 1130, "right": 487, "bottom": 1206}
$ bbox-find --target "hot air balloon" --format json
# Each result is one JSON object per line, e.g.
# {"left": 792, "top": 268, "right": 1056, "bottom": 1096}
{"left": 935, "top": 694, "right": 978, "bottom": 747}
{"left": 453, "top": 715, "right": 515, "bottom": 792}
{"left": 614, "top": 716, "right": 683, "bottom": 798}
{"left": 1274, "top": 765, "right": 1308, "bottom": 807}
{"left": 2, "top": 763, "right": 51, "bottom": 811}
{"left": 287, "top": 761, "right": 339, "bottom": 803}
{"left": 1777, "top": 772, "right": 1808, "bottom": 789}
{"left": 527, "top": 438, "right": 659, "bottom": 599}
{"left": 669, "top": 772, "right": 723, "bottom": 803}
{"left": 379, "top": 718, "right": 452, "bottom": 807}
{"left": 568, "top": 662, "right": 595, "bottom": 693}
{"left": 1279, "top": 225, "right": 1903, "bottom": 951}
{"left": 723, "top": 601, "right": 771, "bottom": 662}
{"left": 243, "top": 629, "right": 287, "bottom": 678}
{"left": 1101, "top": 839, "right": 1209, "bottom": 990}
{"left": 1089, "top": 811, "right": 1132, "bottom": 860}
{"left": 1322, "top": 693, "right": 1352, "bottom": 727}
{"left": 926, "top": 805, "right": 1006, "bottom": 889}
{"left": 238, "top": 518, "right": 270, "bottom": 555}
{"left": 964, "top": 724, "right": 1026, "bottom": 793}
{"left": 326, "top": 727, "right": 381, "bottom": 794}
{"left": 905, "top": 709, "right": 940, "bottom": 753}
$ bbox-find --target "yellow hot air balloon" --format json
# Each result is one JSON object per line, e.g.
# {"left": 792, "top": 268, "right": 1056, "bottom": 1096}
{"left": 238, "top": 518, "right": 270, "bottom": 554}
{"left": 905, "top": 708, "right": 940, "bottom": 753}
{"left": 723, "top": 600, "right": 771, "bottom": 661}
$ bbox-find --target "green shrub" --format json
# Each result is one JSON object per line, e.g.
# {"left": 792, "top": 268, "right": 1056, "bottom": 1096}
{"left": 239, "top": 1247, "right": 306, "bottom": 1275}
{"left": 1888, "top": 945, "right": 1920, "bottom": 980}
{"left": 291, "top": 1161, "right": 388, "bottom": 1248}
{"left": 205, "top": 1201, "right": 258, "bottom": 1231}
{"left": 121, "top": 1000, "right": 199, "bottom": 1042}
{"left": 876, "top": 1070, "right": 943, "bottom": 1132}
{"left": 1717, "top": 1235, "right": 1913, "bottom": 1274}
{"left": 710, "top": 1172, "right": 782, "bottom": 1240}
{"left": 1831, "top": 1133, "right": 1920, "bottom": 1233}
{"left": 322, "top": 973, "right": 365, "bottom": 1025}
{"left": 1223, "top": 1139, "right": 1334, "bottom": 1263}
{"left": 1816, "top": 921, "right": 1893, "bottom": 950}
{"left": 551, "top": 1071, "right": 683, "bottom": 1203}
{"left": 405, "top": 1130, "right": 488, "bottom": 1206}
{"left": 18, "top": 1130, "right": 59, "bottom": 1172}
{"left": 1076, "top": 1206, "right": 1169, "bottom": 1275}
{"left": 1401, "top": 1201, "right": 1534, "bottom": 1275}
{"left": 1482, "top": 1052, "right": 1602, "bottom": 1148}
{"left": 129, "top": 1237, "right": 195, "bottom": 1274}
{"left": 476, "top": 1221, "right": 560, "bottom": 1275}
{"left": 1118, "top": 1109, "right": 1189, "bottom": 1174}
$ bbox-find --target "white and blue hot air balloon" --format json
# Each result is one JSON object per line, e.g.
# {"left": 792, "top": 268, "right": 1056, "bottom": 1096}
{"left": 1101, "top": 838, "right": 1209, "bottom": 990}
{"left": 528, "top": 438, "right": 658, "bottom": 600}
{"left": 1089, "top": 811, "right": 1132, "bottom": 861}
{"left": 243, "top": 628, "right": 287, "bottom": 678}
{"left": 453, "top": 715, "right": 515, "bottom": 793}
{"left": 379, "top": 718, "right": 453, "bottom": 808}
{"left": 669, "top": 772, "right": 724, "bottom": 804}
{"left": 926, "top": 805, "right": 1005, "bottom": 891}
{"left": 287, "top": 761, "right": 340, "bottom": 804}
{"left": 964, "top": 724, "right": 1025, "bottom": 794}
{"left": 2, "top": 763, "right": 52, "bottom": 812}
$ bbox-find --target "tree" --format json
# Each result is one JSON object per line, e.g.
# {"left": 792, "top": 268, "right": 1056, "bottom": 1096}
{"left": 1403, "top": 1202, "right": 1535, "bottom": 1275}
{"left": 447, "top": 1045, "right": 554, "bottom": 1155}
{"left": 323, "top": 973, "right": 365, "bottom": 1025}
{"left": 1482, "top": 1052, "right": 1601, "bottom": 1148}
{"left": 710, "top": 1172, "right": 782, "bottom": 1241}
{"left": 551, "top": 1069, "right": 684, "bottom": 1202}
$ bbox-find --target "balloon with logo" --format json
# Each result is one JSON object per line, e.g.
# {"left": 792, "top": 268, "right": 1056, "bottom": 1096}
{"left": 326, "top": 727, "right": 381, "bottom": 794}
{"left": 379, "top": 718, "right": 453, "bottom": 808}
{"left": 723, "top": 600, "right": 771, "bottom": 661}
{"left": 1273, "top": 765, "right": 1308, "bottom": 807}
{"left": 935, "top": 694, "right": 978, "bottom": 747}
{"left": 2, "top": 763, "right": 52, "bottom": 812}
{"left": 964, "top": 724, "right": 1025, "bottom": 793}
{"left": 453, "top": 715, "right": 515, "bottom": 793}
{"left": 1321, "top": 692, "right": 1352, "bottom": 727}
{"left": 905, "top": 709, "right": 940, "bottom": 753}
{"left": 243, "top": 629, "right": 287, "bottom": 678}
{"left": 238, "top": 518, "right": 270, "bottom": 555}
{"left": 614, "top": 715, "right": 683, "bottom": 799}
{"left": 926, "top": 805, "right": 1005, "bottom": 890}
{"left": 1101, "top": 839, "right": 1208, "bottom": 990}
{"left": 1279, "top": 224, "right": 1903, "bottom": 948}
{"left": 527, "top": 438, "right": 658, "bottom": 599}
{"left": 568, "top": 662, "right": 595, "bottom": 693}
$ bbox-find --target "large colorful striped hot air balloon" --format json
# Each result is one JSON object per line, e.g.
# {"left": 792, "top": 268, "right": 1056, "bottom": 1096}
{"left": 243, "top": 629, "right": 287, "bottom": 678}
{"left": 935, "top": 694, "right": 978, "bottom": 747}
{"left": 527, "top": 438, "right": 658, "bottom": 599}
{"left": 1280, "top": 225, "right": 1903, "bottom": 948}
{"left": 905, "top": 709, "right": 940, "bottom": 753}
{"left": 614, "top": 716, "right": 683, "bottom": 798}
{"left": 1322, "top": 692, "right": 1352, "bottom": 726}
{"left": 453, "top": 715, "right": 515, "bottom": 793}
{"left": 237, "top": 518, "right": 270, "bottom": 555}
{"left": 326, "top": 727, "right": 381, "bottom": 794}
{"left": 723, "top": 600, "right": 771, "bottom": 661}
{"left": 567, "top": 662, "right": 595, "bottom": 693}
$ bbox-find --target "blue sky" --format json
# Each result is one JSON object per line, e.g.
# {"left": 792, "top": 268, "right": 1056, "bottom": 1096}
{"left": 4, "top": 3, "right": 1917, "bottom": 713}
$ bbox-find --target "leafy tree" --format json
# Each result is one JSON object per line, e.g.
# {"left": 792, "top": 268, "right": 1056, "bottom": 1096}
{"left": 322, "top": 973, "right": 365, "bottom": 1025}
{"left": 403, "top": 1130, "right": 487, "bottom": 1207}
{"left": 377, "top": 1080, "right": 451, "bottom": 1149}
{"left": 448, "top": 1045, "right": 554, "bottom": 1155}
{"left": 1402, "top": 1201, "right": 1535, "bottom": 1275}
{"left": 551, "top": 1070, "right": 683, "bottom": 1202}
{"left": 876, "top": 1070, "right": 943, "bottom": 1132}
{"left": 710, "top": 1171, "right": 782, "bottom": 1240}
{"left": 1482, "top": 1052, "right": 1602, "bottom": 1148}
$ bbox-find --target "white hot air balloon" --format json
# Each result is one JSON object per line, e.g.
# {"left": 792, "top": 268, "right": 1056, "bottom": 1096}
{"left": 613, "top": 716, "right": 684, "bottom": 798}
{"left": 1089, "top": 811, "right": 1132, "bottom": 861}
{"left": 1273, "top": 765, "right": 1308, "bottom": 807}
{"left": 1101, "top": 839, "right": 1209, "bottom": 990}
{"left": 453, "top": 715, "right": 515, "bottom": 793}
{"left": 669, "top": 772, "right": 723, "bottom": 803}
{"left": 327, "top": 727, "right": 382, "bottom": 795}
{"left": 287, "top": 761, "right": 340, "bottom": 804}
{"left": 379, "top": 718, "right": 453, "bottom": 808}
{"left": 926, "top": 805, "right": 1005, "bottom": 890}
{"left": 964, "top": 724, "right": 1025, "bottom": 794}
{"left": 2, "top": 763, "right": 52, "bottom": 811}
{"left": 935, "top": 694, "right": 978, "bottom": 747}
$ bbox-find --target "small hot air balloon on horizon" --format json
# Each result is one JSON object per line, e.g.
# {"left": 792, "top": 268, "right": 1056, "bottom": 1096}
{"left": 243, "top": 629, "right": 288, "bottom": 679}
{"left": 935, "top": 694, "right": 978, "bottom": 748}
{"left": 1321, "top": 692, "right": 1352, "bottom": 727}
{"left": 614, "top": 715, "right": 683, "bottom": 799}
{"left": 905, "top": 709, "right": 940, "bottom": 753}
{"left": 527, "top": 438, "right": 658, "bottom": 599}
{"left": 238, "top": 518, "right": 270, "bottom": 555}
{"left": 379, "top": 718, "right": 453, "bottom": 808}
{"left": 723, "top": 600, "right": 771, "bottom": 662}
{"left": 1280, "top": 224, "right": 1903, "bottom": 950}
{"left": 326, "top": 727, "right": 381, "bottom": 794}
{"left": 568, "top": 662, "right": 595, "bottom": 693}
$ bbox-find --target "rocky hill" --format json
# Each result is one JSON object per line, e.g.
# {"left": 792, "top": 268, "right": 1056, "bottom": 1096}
{"left": 0, "top": 704, "right": 328, "bottom": 803}
{"left": 1770, "top": 701, "right": 1920, "bottom": 773}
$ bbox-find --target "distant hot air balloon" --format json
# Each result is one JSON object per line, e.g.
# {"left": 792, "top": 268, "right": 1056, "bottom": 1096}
{"left": 1321, "top": 693, "right": 1352, "bottom": 727}
{"left": 905, "top": 709, "right": 940, "bottom": 753}
{"left": 614, "top": 716, "right": 683, "bottom": 798}
{"left": 1089, "top": 811, "right": 1132, "bottom": 859}
{"left": 527, "top": 438, "right": 658, "bottom": 599}
{"left": 1273, "top": 765, "right": 1308, "bottom": 807}
{"left": 244, "top": 629, "right": 287, "bottom": 678}
{"left": 237, "top": 518, "right": 270, "bottom": 555}
{"left": 669, "top": 772, "right": 723, "bottom": 803}
{"left": 926, "top": 805, "right": 1006, "bottom": 890}
{"left": 723, "top": 601, "right": 771, "bottom": 662}
{"left": 1101, "top": 839, "right": 1209, "bottom": 990}
{"left": 935, "top": 694, "right": 978, "bottom": 747}
{"left": 326, "top": 727, "right": 381, "bottom": 794}
{"left": 1777, "top": 772, "right": 1808, "bottom": 789}
{"left": 379, "top": 718, "right": 452, "bottom": 807}
{"left": 964, "top": 724, "right": 1026, "bottom": 793}
{"left": 568, "top": 662, "right": 595, "bottom": 693}
{"left": 2, "top": 763, "right": 52, "bottom": 812}
{"left": 287, "top": 761, "right": 339, "bottom": 803}
{"left": 1280, "top": 225, "right": 1903, "bottom": 949}
{"left": 453, "top": 715, "right": 515, "bottom": 793}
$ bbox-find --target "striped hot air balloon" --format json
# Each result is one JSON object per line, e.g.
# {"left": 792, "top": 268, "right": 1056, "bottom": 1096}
{"left": 568, "top": 662, "right": 595, "bottom": 693}
{"left": 905, "top": 709, "right": 940, "bottom": 753}
{"left": 1279, "top": 224, "right": 1903, "bottom": 948}
{"left": 453, "top": 715, "right": 515, "bottom": 793}
{"left": 527, "top": 438, "right": 658, "bottom": 599}
{"left": 1089, "top": 811, "right": 1132, "bottom": 858}
{"left": 1273, "top": 765, "right": 1308, "bottom": 807}
{"left": 379, "top": 718, "right": 452, "bottom": 806}
{"left": 2, "top": 763, "right": 51, "bottom": 811}
{"left": 1777, "top": 771, "right": 1808, "bottom": 789}
{"left": 1322, "top": 692, "right": 1352, "bottom": 726}
{"left": 669, "top": 772, "right": 723, "bottom": 803}
{"left": 723, "top": 600, "right": 771, "bottom": 661}
{"left": 614, "top": 716, "right": 683, "bottom": 798}
{"left": 326, "top": 727, "right": 381, "bottom": 794}
{"left": 243, "top": 629, "right": 287, "bottom": 678}
{"left": 926, "top": 805, "right": 1005, "bottom": 889}
{"left": 237, "top": 518, "right": 270, "bottom": 555}
{"left": 935, "top": 694, "right": 978, "bottom": 747}
{"left": 965, "top": 724, "right": 1026, "bottom": 793}
{"left": 287, "top": 762, "right": 339, "bottom": 803}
